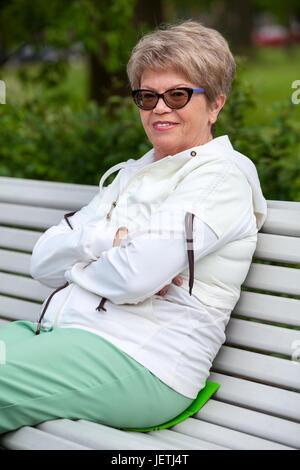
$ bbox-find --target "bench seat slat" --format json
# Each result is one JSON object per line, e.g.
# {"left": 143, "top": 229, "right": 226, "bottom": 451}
{"left": 0, "top": 249, "right": 31, "bottom": 275}
{"left": 0, "top": 176, "right": 97, "bottom": 210}
{"left": 0, "top": 426, "right": 91, "bottom": 450}
{"left": 0, "top": 295, "right": 41, "bottom": 321}
{"left": 195, "top": 399, "right": 300, "bottom": 449}
{"left": 208, "top": 371, "right": 300, "bottom": 422}
{"left": 255, "top": 232, "right": 300, "bottom": 264}
{"left": 37, "top": 419, "right": 221, "bottom": 450}
{"left": 244, "top": 262, "right": 300, "bottom": 296}
{"left": 234, "top": 290, "right": 300, "bottom": 327}
{"left": 0, "top": 227, "right": 41, "bottom": 251}
{"left": 213, "top": 344, "right": 300, "bottom": 391}
{"left": 0, "top": 272, "right": 51, "bottom": 301}
{"left": 0, "top": 203, "right": 66, "bottom": 229}
{"left": 172, "top": 416, "right": 293, "bottom": 450}
{"left": 260, "top": 207, "right": 300, "bottom": 237}
{"left": 225, "top": 317, "right": 300, "bottom": 357}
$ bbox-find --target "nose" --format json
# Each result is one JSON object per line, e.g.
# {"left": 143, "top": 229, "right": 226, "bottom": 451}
{"left": 153, "top": 96, "right": 172, "bottom": 114}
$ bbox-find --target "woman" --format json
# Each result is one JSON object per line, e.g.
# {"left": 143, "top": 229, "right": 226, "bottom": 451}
{"left": 0, "top": 20, "right": 267, "bottom": 434}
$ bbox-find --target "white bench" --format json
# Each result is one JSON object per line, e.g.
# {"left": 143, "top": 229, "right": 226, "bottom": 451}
{"left": 0, "top": 175, "right": 300, "bottom": 451}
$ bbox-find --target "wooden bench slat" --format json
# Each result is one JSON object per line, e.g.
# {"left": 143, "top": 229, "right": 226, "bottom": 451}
{"left": 190, "top": 399, "right": 300, "bottom": 448}
{"left": 0, "top": 426, "right": 91, "bottom": 450}
{"left": 267, "top": 200, "right": 300, "bottom": 210}
{"left": 213, "top": 345, "right": 300, "bottom": 391}
{"left": 0, "top": 227, "right": 41, "bottom": 251}
{"left": 208, "top": 371, "right": 300, "bottom": 423}
{"left": 0, "top": 295, "right": 41, "bottom": 321}
{"left": 0, "top": 203, "right": 65, "bottom": 229}
{"left": 37, "top": 419, "right": 219, "bottom": 450}
{"left": 244, "top": 262, "right": 300, "bottom": 296}
{"left": 0, "top": 176, "right": 97, "bottom": 210}
{"left": 172, "top": 416, "right": 293, "bottom": 450}
{"left": 226, "top": 317, "right": 300, "bottom": 356}
{"left": 260, "top": 207, "right": 300, "bottom": 236}
{"left": 74, "top": 418, "right": 288, "bottom": 450}
{"left": 256, "top": 232, "right": 300, "bottom": 264}
{"left": 0, "top": 272, "right": 51, "bottom": 301}
{"left": 0, "top": 249, "right": 31, "bottom": 275}
{"left": 234, "top": 290, "right": 300, "bottom": 327}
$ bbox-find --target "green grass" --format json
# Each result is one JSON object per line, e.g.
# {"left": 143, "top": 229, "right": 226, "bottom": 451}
{"left": 241, "top": 46, "right": 300, "bottom": 126}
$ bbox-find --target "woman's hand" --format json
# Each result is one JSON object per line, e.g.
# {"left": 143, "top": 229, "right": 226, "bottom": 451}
{"left": 156, "top": 275, "right": 182, "bottom": 296}
{"left": 113, "top": 226, "right": 129, "bottom": 247}
{"left": 113, "top": 226, "right": 182, "bottom": 296}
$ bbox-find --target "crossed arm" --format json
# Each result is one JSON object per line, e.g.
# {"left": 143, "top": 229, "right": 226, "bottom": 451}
{"left": 30, "top": 207, "right": 220, "bottom": 304}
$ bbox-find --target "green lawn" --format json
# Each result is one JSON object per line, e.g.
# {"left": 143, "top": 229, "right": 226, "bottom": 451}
{"left": 241, "top": 46, "right": 300, "bottom": 126}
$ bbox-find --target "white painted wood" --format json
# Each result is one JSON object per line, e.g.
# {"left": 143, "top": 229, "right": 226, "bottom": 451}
{"left": 0, "top": 426, "right": 91, "bottom": 450}
{"left": 0, "top": 202, "right": 65, "bottom": 229}
{"left": 37, "top": 419, "right": 184, "bottom": 450}
{"left": 0, "top": 272, "right": 51, "bottom": 301}
{"left": 213, "top": 345, "right": 300, "bottom": 391}
{"left": 208, "top": 371, "right": 300, "bottom": 422}
{"left": 256, "top": 232, "right": 300, "bottom": 264}
{"left": 225, "top": 317, "right": 300, "bottom": 356}
{"left": 0, "top": 296, "right": 41, "bottom": 321}
{"left": 243, "top": 262, "right": 300, "bottom": 296}
{"left": 196, "top": 399, "right": 300, "bottom": 448}
{"left": 0, "top": 176, "right": 97, "bottom": 210}
{"left": 173, "top": 417, "right": 295, "bottom": 450}
{"left": 126, "top": 428, "right": 229, "bottom": 450}
{"left": 0, "top": 249, "right": 31, "bottom": 275}
{"left": 0, "top": 226, "right": 41, "bottom": 251}
{"left": 233, "top": 291, "right": 300, "bottom": 327}
{"left": 260, "top": 207, "right": 300, "bottom": 236}
{"left": 267, "top": 200, "right": 300, "bottom": 210}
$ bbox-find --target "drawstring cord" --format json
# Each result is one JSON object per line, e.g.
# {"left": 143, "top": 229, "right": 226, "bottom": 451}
{"left": 35, "top": 211, "right": 77, "bottom": 334}
{"left": 35, "top": 281, "right": 69, "bottom": 335}
{"left": 64, "top": 211, "right": 77, "bottom": 229}
{"left": 185, "top": 212, "right": 195, "bottom": 296}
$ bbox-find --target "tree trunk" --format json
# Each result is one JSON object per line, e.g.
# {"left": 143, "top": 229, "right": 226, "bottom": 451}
{"left": 214, "top": 0, "right": 254, "bottom": 56}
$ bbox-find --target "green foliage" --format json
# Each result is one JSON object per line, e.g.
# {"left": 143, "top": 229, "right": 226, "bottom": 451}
{"left": 216, "top": 58, "right": 300, "bottom": 201}
{"left": 0, "top": 96, "right": 149, "bottom": 185}
{"left": 0, "top": 56, "right": 299, "bottom": 202}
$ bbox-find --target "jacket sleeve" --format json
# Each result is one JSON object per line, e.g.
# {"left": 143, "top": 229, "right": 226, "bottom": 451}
{"left": 64, "top": 206, "right": 255, "bottom": 305}
{"left": 30, "top": 192, "right": 120, "bottom": 288}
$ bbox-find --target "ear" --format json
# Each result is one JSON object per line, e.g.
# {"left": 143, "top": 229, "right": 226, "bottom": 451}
{"left": 209, "top": 94, "right": 226, "bottom": 124}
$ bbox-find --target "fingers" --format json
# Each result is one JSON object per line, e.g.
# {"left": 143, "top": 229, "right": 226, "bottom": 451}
{"left": 156, "top": 285, "right": 170, "bottom": 296}
{"left": 113, "top": 226, "right": 129, "bottom": 247}
{"left": 172, "top": 275, "right": 182, "bottom": 286}
{"left": 156, "top": 275, "right": 183, "bottom": 296}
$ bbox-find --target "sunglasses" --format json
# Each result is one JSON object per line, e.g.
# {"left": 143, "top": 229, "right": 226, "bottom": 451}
{"left": 132, "top": 87, "right": 206, "bottom": 110}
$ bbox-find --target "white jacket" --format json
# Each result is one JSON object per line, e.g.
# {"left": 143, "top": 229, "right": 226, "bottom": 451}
{"left": 30, "top": 135, "right": 267, "bottom": 398}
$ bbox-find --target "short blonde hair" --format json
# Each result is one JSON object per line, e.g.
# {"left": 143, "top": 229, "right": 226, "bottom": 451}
{"left": 127, "top": 20, "right": 236, "bottom": 105}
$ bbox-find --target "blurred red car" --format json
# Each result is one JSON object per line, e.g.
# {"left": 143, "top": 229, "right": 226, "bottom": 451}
{"left": 252, "top": 24, "right": 290, "bottom": 46}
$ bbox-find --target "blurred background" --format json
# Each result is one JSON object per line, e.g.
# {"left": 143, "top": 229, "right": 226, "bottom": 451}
{"left": 0, "top": 0, "right": 299, "bottom": 201}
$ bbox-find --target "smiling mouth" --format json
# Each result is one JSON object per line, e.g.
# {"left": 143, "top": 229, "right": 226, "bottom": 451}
{"left": 152, "top": 122, "right": 179, "bottom": 130}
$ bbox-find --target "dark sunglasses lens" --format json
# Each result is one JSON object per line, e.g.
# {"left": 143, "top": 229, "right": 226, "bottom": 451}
{"left": 165, "top": 89, "right": 189, "bottom": 108}
{"left": 135, "top": 91, "right": 157, "bottom": 109}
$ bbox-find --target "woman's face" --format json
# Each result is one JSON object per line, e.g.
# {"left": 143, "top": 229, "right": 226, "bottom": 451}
{"left": 139, "top": 68, "right": 226, "bottom": 161}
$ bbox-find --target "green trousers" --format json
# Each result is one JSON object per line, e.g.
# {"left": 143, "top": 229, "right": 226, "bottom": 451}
{"left": 0, "top": 321, "right": 193, "bottom": 435}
